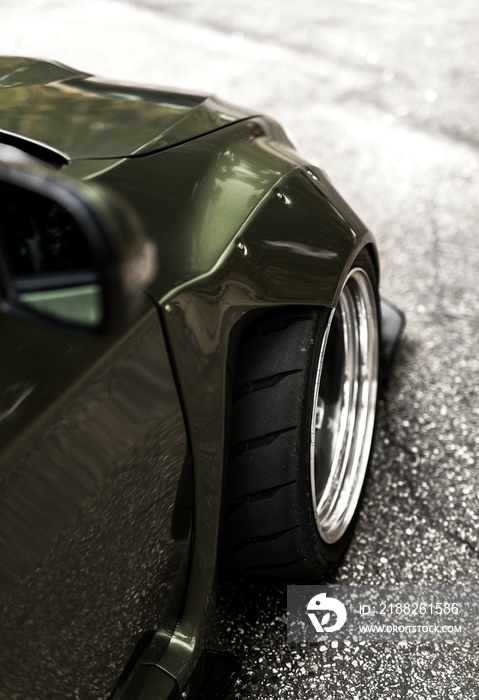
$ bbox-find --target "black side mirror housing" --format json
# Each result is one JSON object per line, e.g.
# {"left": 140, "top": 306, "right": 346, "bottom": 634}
{"left": 0, "top": 147, "right": 156, "bottom": 334}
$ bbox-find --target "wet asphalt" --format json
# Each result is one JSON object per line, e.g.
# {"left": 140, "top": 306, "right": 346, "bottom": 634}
{"left": 1, "top": 1, "right": 478, "bottom": 698}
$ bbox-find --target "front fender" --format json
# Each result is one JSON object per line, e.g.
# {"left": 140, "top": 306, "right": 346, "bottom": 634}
{"left": 151, "top": 146, "right": 376, "bottom": 689}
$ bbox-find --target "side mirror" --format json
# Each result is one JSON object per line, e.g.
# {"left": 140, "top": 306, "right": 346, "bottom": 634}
{"left": 0, "top": 148, "right": 156, "bottom": 333}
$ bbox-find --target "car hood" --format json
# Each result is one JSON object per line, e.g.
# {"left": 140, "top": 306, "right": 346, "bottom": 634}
{"left": 0, "top": 57, "right": 254, "bottom": 161}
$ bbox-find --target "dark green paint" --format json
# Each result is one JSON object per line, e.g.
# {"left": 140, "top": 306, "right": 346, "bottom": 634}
{"left": 0, "top": 309, "right": 190, "bottom": 699}
{"left": 0, "top": 56, "right": 252, "bottom": 160}
{"left": 0, "top": 58, "right": 377, "bottom": 699}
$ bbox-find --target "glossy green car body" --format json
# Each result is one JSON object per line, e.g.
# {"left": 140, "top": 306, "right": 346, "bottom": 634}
{"left": 0, "top": 57, "right": 377, "bottom": 699}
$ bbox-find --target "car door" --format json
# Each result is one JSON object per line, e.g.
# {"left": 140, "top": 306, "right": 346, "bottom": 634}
{"left": 0, "top": 185, "right": 190, "bottom": 699}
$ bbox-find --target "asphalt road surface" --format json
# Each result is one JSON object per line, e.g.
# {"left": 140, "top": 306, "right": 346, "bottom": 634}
{"left": 1, "top": 1, "right": 478, "bottom": 698}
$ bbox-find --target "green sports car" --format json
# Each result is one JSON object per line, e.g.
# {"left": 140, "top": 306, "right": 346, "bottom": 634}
{"left": 0, "top": 57, "right": 404, "bottom": 700}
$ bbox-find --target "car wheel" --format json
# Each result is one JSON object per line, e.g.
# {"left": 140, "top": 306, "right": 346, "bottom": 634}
{"left": 224, "top": 250, "right": 379, "bottom": 578}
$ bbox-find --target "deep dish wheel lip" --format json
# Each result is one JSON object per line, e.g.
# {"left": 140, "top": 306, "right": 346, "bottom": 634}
{"left": 310, "top": 265, "right": 379, "bottom": 544}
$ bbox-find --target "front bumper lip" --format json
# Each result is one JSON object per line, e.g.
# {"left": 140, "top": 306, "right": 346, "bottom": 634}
{"left": 379, "top": 297, "right": 406, "bottom": 377}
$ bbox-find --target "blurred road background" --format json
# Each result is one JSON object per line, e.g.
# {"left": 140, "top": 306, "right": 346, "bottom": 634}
{"left": 1, "top": 1, "right": 478, "bottom": 698}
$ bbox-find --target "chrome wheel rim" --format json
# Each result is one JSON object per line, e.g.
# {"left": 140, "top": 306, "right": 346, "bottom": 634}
{"left": 310, "top": 266, "right": 378, "bottom": 544}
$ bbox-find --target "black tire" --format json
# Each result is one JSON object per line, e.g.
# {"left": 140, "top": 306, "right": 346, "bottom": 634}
{"left": 223, "top": 251, "right": 379, "bottom": 578}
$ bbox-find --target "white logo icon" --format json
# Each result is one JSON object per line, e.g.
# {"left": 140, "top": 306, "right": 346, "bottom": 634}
{"left": 307, "top": 593, "right": 347, "bottom": 633}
